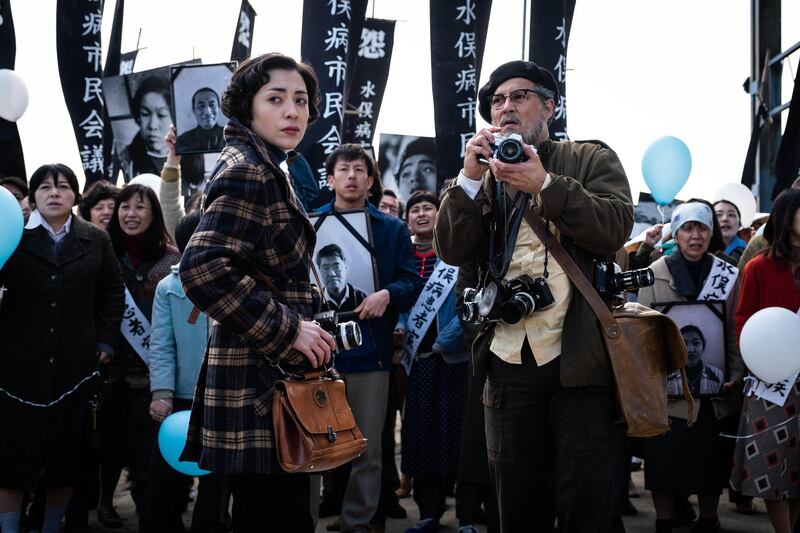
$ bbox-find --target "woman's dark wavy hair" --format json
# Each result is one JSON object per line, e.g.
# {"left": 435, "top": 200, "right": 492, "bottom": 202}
{"left": 28, "top": 163, "right": 81, "bottom": 207}
{"left": 684, "top": 198, "right": 726, "bottom": 254}
{"left": 132, "top": 76, "right": 172, "bottom": 120}
{"left": 222, "top": 53, "right": 320, "bottom": 125}
{"left": 79, "top": 180, "right": 121, "bottom": 220}
{"left": 764, "top": 188, "right": 800, "bottom": 266}
{"left": 107, "top": 184, "right": 169, "bottom": 263}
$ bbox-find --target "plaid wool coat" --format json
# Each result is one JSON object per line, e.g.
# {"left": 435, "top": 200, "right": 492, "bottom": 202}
{"left": 179, "top": 119, "right": 320, "bottom": 474}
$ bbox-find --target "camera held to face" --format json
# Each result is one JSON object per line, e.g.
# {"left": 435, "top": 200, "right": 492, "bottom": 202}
{"left": 461, "top": 274, "right": 556, "bottom": 325}
{"left": 478, "top": 133, "right": 531, "bottom": 165}
{"left": 313, "top": 310, "right": 362, "bottom": 352}
{"left": 593, "top": 261, "right": 655, "bottom": 296}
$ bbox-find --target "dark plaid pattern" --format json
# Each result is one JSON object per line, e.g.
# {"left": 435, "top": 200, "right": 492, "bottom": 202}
{"left": 179, "top": 119, "right": 321, "bottom": 474}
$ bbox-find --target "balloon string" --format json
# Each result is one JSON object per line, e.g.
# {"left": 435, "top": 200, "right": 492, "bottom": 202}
{"left": 656, "top": 204, "right": 666, "bottom": 225}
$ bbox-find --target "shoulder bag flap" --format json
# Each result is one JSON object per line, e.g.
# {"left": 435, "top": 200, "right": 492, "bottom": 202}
{"left": 274, "top": 378, "right": 356, "bottom": 434}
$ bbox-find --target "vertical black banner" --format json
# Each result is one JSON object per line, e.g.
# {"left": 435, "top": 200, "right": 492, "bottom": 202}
{"left": 341, "top": 19, "right": 396, "bottom": 146}
{"left": 231, "top": 0, "right": 256, "bottom": 63}
{"left": 298, "top": 0, "right": 360, "bottom": 207}
{"left": 430, "top": 0, "right": 493, "bottom": 183}
{"left": 56, "top": 0, "right": 105, "bottom": 184}
{"left": 101, "top": 0, "right": 125, "bottom": 185}
{"left": 343, "top": 0, "right": 368, "bottom": 100}
{"left": 773, "top": 73, "right": 800, "bottom": 199}
{"left": 0, "top": 0, "right": 26, "bottom": 178}
{"left": 528, "top": 0, "right": 576, "bottom": 142}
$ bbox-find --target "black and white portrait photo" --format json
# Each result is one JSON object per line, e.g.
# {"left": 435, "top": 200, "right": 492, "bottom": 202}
{"left": 103, "top": 61, "right": 208, "bottom": 200}
{"left": 378, "top": 134, "right": 439, "bottom": 201}
{"left": 631, "top": 192, "right": 683, "bottom": 240}
{"left": 171, "top": 63, "right": 235, "bottom": 155}
{"left": 653, "top": 300, "right": 728, "bottom": 398}
{"left": 309, "top": 209, "right": 379, "bottom": 307}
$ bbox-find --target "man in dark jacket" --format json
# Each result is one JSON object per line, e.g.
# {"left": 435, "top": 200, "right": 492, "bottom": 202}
{"left": 315, "top": 144, "right": 422, "bottom": 533}
{"left": 434, "top": 60, "right": 634, "bottom": 533}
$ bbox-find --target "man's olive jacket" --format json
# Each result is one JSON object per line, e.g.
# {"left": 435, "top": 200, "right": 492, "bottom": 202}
{"left": 434, "top": 139, "right": 634, "bottom": 387}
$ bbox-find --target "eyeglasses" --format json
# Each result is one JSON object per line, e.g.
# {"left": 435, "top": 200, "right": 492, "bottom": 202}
{"left": 489, "top": 88, "right": 548, "bottom": 109}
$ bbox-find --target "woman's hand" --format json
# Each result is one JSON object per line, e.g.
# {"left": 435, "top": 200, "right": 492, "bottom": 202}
{"left": 165, "top": 125, "right": 181, "bottom": 168}
{"left": 149, "top": 398, "right": 173, "bottom": 422}
{"left": 97, "top": 350, "right": 112, "bottom": 364}
{"left": 292, "top": 320, "right": 336, "bottom": 368}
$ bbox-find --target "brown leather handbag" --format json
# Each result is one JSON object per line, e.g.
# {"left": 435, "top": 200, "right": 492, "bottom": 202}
{"left": 273, "top": 365, "right": 367, "bottom": 473}
{"left": 519, "top": 201, "right": 694, "bottom": 437}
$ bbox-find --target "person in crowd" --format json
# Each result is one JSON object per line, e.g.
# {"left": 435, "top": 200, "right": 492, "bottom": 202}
{"left": 178, "top": 53, "right": 333, "bottom": 533}
{"left": 316, "top": 244, "right": 368, "bottom": 309}
{"left": 730, "top": 188, "right": 800, "bottom": 533}
{"left": 0, "top": 175, "right": 28, "bottom": 205}
{"left": 397, "top": 190, "right": 468, "bottom": 533}
{"left": 714, "top": 200, "right": 748, "bottom": 263}
{"left": 176, "top": 87, "right": 225, "bottom": 152}
{"left": 0, "top": 164, "right": 124, "bottom": 533}
{"left": 396, "top": 138, "right": 438, "bottom": 202}
{"left": 288, "top": 152, "right": 320, "bottom": 211}
{"left": 79, "top": 181, "right": 121, "bottom": 231}
{"left": 637, "top": 201, "right": 744, "bottom": 533}
{"left": 378, "top": 188, "right": 403, "bottom": 219}
{"left": 666, "top": 325, "right": 725, "bottom": 397}
{"left": 99, "top": 184, "right": 180, "bottom": 526}
{"left": 739, "top": 177, "right": 800, "bottom": 270}
{"left": 119, "top": 76, "right": 205, "bottom": 196}
{"left": 316, "top": 143, "right": 422, "bottom": 533}
{"left": 139, "top": 210, "right": 228, "bottom": 533}
{"left": 434, "top": 60, "right": 633, "bottom": 533}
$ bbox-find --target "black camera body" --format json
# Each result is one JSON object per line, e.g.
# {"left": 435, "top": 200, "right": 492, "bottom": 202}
{"left": 593, "top": 261, "right": 655, "bottom": 295}
{"left": 462, "top": 274, "right": 555, "bottom": 325}
{"left": 313, "top": 310, "right": 362, "bottom": 352}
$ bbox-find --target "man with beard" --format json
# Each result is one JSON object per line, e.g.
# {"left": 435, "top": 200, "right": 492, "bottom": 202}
{"left": 177, "top": 87, "right": 225, "bottom": 152}
{"left": 434, "top": 60, "right": 633, "bottom": 532}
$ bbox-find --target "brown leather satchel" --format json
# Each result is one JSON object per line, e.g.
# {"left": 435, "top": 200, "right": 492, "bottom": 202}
{"left": 518, "top": 199, "right": 694, "bottom": 437}
{"left": 273, "top": 365, "right": 367, "bottom": 473}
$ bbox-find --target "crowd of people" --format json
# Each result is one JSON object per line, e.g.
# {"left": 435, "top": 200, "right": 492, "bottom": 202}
{"left": 0, "top": 52, "right": 799, "bottom": 533}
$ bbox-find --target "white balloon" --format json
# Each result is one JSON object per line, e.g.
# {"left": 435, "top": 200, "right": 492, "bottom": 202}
{"left": 713, "top": 183, "right": 757, "bottom": 228}
{"left": 0, "top": 69, "right": 30, "bottom": 122}
{"left": 740, "top": 307, "right": 800, "bottom": 384}
{"left": 127, "top": 173, "right": 162, "bottom": 201}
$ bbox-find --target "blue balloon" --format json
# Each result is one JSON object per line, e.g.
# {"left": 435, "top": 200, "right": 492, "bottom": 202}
{"left": 641, "top": 136, "right": 692, "bottom": 205}
{"left": 0, "top": 187, "right": 24, "bottom": 270}
{"left": 158, "top": 411, "right": 210, "bottom": 476}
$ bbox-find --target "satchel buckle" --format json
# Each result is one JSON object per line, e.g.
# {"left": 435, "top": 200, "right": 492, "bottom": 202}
{"left": 327, "top": 426, "right": 338, "bottom": 442}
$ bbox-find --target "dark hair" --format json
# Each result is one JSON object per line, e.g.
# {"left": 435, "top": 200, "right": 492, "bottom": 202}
{"left": 712, "top": 199, "right": 741, "bottom": 221}
{"left": 397, "top": 137, "right": 437, "bottom": 176}
{"left": 222, "top": 53, "right": 320, "bottom": 125}
{"left": 192, "top": 87, "right": 220, "bottom": 107}
{"left": 316, "top": 243, "right": 345, "bottom": 266}
{"left": 680, "top": 325, "right": 706, "bottom": 349}
{"left": 406, "top": 189, "right": 440, "bottom": 213}
{"left": 132, "top": 76, "right": 172, "bottom": 120}
{"left": 28, "top": 164, "right": 81, "bottom": 207}
{"left": 792, "top": 176, "right": 800, "bottom": 190}
{"left": 174, "top": 210, "right": 202, "bottom": 254}
{"left": 0, "top": 176, "right": 28, "bottom": 198}
{"left": 185, "top": 191, "right": 204, "bottom": 214}
{"left": 684, "top": 198, "right": 726, "bottom": 254}
{"left": 324, "top": 144, "right": 378, "bottom": 179}
{"left": 765, "top": 189, "right": 800, "bottom": 265}
{"left": 381, "top": 188, "right": 398, "bottom": 200}
{"left": 107, "top": 184, "right": 169, "bottom": 262}
{"left": 79, "top": 180, "right": 120, "bottom": 220}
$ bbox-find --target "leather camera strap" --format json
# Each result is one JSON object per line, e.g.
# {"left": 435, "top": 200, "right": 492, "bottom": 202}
{"left": 506, "top": 191, "right": 620, "bottom": 339}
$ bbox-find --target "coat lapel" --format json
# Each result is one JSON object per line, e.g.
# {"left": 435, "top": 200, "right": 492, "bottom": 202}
{"left": 57, "top": 218, "right": 90, "bottom": 267}
{"left": 24, "top": 227, "right": 58, "bottom": 266}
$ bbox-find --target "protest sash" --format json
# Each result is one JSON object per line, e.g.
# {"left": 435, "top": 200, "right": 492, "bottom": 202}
{"left": 696, "top": 256, "right": 738, "bottom": 302}
{"left": 122, "top": 287, "right": 151, "bottom": 367}
{"left": 400, "top": 261, "right": 459, "bottom": 374}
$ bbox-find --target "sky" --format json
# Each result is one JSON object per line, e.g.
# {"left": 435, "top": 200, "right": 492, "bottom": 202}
{"left": 9, "top": 0, "right": 800, "bottom": 206}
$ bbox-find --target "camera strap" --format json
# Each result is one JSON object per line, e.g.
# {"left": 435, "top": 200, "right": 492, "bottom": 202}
{"left": 488, "top": 180, "right": 528, "bottom": 281}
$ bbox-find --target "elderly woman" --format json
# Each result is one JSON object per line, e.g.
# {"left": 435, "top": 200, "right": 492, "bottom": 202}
{"left": 179, "top": 53, "right": 334, "bottom": 532}
{"left": 0, "top": 164, "right": 123, "bottom": 533}
{"left": 730, "top": 189, "right": 800, "bottom": 533}
{"left": 637, "top": 201, "right": 745, "bottom": 533}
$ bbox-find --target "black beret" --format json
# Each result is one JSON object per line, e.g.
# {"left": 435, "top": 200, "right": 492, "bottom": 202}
{"left": 477, "top": 60, "right": 559, "bottom": 123}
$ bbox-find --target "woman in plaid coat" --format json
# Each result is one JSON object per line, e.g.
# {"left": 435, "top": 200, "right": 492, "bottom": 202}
{"left": 179, "top": 53, "right": 335, "bottom": 532}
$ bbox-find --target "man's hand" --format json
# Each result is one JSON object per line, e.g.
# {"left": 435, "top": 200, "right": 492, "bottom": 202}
{"left": 355, "top": 289, "right": 391, "bottom": 320}
{"left": 462, "top": 127, "right": 502, "bottom": 180}
{"left": 490, "top": 144, "right": 547, "bottom": 195}
{"left": 149, "top": 398, "right": 173, "bottom": 422}
{"left": 292, "top": 320, "right": 336, "bottom": 368}
{"left": 165, "top": 125, "right": 181, "bottom": 168}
